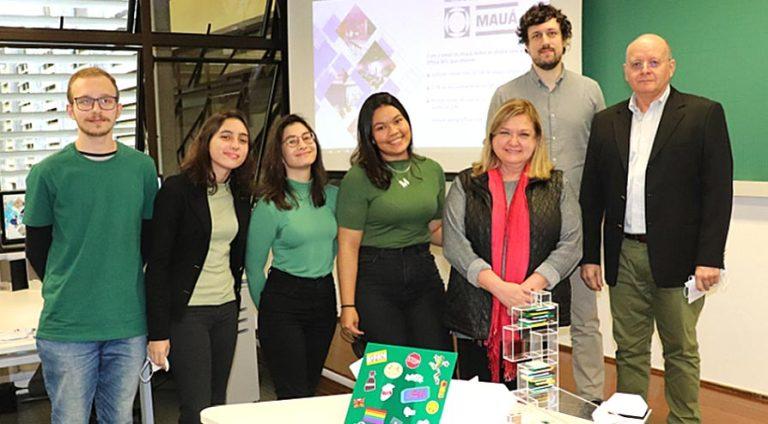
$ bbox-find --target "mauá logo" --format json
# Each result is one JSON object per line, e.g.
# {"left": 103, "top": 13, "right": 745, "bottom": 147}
{"left": 477, "top": 10, "right": 516, "bottom": 27}
{"left": 475, "top": 4, "right": 517, "bottom": 36}
{"left": 443, "top": 7, "right": 470, "bottom": 38}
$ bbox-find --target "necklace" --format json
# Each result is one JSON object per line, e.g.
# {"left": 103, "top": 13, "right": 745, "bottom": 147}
{"left": 386, "top": 162, "right": 412, "bottom": 188}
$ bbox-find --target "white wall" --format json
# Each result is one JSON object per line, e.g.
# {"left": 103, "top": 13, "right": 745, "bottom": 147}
{"left": 640, "top": 195, "right": 768, "bottom": 395}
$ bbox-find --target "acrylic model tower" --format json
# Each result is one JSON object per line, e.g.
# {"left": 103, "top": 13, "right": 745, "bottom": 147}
{"left": 502, "top": 291, "right": 560, "bottom": 410}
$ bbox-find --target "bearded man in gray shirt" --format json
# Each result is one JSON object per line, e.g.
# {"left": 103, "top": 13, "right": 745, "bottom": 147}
{"left": 486, "top": 3, "right": 606, "bottom": 402}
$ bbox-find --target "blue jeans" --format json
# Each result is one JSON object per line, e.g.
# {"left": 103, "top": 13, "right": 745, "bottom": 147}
{"left": 37, "top": 335, "right": 146, "bottom": 424}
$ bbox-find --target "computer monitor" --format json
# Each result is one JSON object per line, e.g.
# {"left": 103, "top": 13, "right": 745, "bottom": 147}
{"left": 0, "top": 190, "right": 26, "bottom": 248}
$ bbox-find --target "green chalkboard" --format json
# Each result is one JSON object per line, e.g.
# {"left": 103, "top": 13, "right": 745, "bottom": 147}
{"left": 583, "top": 1, "right": 768, "bottom": 182}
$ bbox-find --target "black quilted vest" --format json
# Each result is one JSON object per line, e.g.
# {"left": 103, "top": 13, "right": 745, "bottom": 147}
{"left": 444, "top": 169, "right": 572, "bottom": 339}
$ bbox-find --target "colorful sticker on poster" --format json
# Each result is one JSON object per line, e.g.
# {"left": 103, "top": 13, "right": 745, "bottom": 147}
{"left": 380, "top": 383, "right": 394, "bottom": 401}
{"left": 367, "top": 349, "right": 388, "bottom": 365}
{"left": 425, "top": 400, "right": 439, "bottom": 415}
{"left": 383, "top": 362, "right": 403, "bottom": 379}
{"left": 364, "top": 370, "right": 377, "bottom": 392}
{"left": 405, "top": 352, "right": 421, "bottom": 369}
{"left": 363, "top": 407, "right": 387, "bottom": 424}
{"left": 404, "top": 373, "right": 423, "bottom": 383}
{"left": 429, "top": 354, "right": 451, "bottom": 385}
{"left": 437, "top": 380, "right": 448, "bottom": 399}
{"left": 401, "top": 386, "right": 430, "bottom": 403}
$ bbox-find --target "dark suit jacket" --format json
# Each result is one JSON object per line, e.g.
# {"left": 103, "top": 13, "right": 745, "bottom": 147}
{"left": 145, "top": 173, "right": 251, "bottom": 340}
{"left": 580, "top": 87, "right": 733, "bottom": 287}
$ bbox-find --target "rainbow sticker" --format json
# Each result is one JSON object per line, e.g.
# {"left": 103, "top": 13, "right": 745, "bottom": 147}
{"left": 363, "top": 407, "right": 387, "bottom": 424}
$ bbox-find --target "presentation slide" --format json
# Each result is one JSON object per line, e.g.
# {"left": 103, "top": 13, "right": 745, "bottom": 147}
{"left": 289, "top": 0, "right": 581, "bottom": 172}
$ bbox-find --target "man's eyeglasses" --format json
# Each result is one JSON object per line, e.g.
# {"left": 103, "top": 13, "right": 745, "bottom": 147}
{"left": 72, "top": 96, "right": 119, "bottom": 111}
{"left": 627, "top": 59, "right": 669, "bottom": 72}
{"left": 283, "top": 132, "right": 316, "bottom": 148}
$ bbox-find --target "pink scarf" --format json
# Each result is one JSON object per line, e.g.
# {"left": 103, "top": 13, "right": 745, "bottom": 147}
{"left": 485, "top": 166, "right": 530, "bottom": 382}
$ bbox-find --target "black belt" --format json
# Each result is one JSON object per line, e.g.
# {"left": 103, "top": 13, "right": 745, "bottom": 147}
{"left": 359, "top": 243, "right": 430, "bottom": 255}
{"left": 624, "top": 233, "right": 648, "bottom": 243}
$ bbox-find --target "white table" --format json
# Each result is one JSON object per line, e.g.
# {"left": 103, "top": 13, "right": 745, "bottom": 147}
{"left": 0, "top": 251, "right": 25, "bottom": 262}
{"left": 0, "top": 289, "right": 42, "bottom": 368}
{"left": 201, "top": 390, "right": 594, "bottom": 424}
{"left": 202, "top": 394, "right": 350, "bottom": 424}
{"left": 0, "top": 289, "right": 155, "bottom": 423}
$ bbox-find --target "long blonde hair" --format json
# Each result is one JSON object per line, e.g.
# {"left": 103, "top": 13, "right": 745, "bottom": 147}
{"left": 472, "top": 98, "right": 553, "bottom": 180}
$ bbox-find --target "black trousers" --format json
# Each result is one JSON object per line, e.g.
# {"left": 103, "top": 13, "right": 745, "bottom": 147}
{"left": 456, "top": 338, "right": 517, "bottom": 390}
{"left": 355, "top": 243, "right": 450, "bottom": 351}
{"left": 169, "top": 300, "right": 238, "bottom": 424}
{"left": 258, "top": 268, "right": 337, "bottom": 400}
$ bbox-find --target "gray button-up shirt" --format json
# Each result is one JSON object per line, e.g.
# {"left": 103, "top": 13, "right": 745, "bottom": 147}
{"left": 487, "top": 67, "right": 605, "bottom": 193}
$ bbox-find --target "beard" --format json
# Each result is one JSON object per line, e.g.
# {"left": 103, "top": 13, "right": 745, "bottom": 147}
{"left": 532, "top": 47, "right": 563, "bottom": 71}
{"left": 76, "top": 117, "right": 115, "bottom": 138}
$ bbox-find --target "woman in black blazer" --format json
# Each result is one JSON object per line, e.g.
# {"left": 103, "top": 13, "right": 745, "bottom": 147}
{"left": 145, "top": 110, "right": 255, "bottom": 423}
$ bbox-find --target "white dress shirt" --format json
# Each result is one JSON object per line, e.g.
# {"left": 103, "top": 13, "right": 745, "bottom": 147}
{"left": 624, "top": 85, "right": 671, "bottom": 234}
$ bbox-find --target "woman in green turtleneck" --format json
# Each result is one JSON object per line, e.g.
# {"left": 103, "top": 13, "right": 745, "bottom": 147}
{"left": 245, "top": 114, "right": 338, "bottom": 400}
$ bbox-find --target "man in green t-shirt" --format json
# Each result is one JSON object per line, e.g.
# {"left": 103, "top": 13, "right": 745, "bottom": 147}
{"left": 23, "top": 67, "right": 158, "bottom": 424}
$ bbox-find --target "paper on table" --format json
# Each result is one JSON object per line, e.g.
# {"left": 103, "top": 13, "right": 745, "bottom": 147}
{"left": 601, "top": 393, "right": 648, "bottom": 419}
{"left": 442, "top": 378, "right": 518, "bottom": 423}
{"left": 349, "top": 357, "right": 362, "bottom": 379}
{"left": 149, "top": 357, "right": 170, "bottom": 373}
{"left": 0, "top": 328, "right": 35, "bottom": 341}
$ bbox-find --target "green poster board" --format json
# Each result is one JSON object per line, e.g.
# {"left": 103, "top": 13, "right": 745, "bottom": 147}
{"left": 344, "top": 343, "right": 457, "bottom": 424}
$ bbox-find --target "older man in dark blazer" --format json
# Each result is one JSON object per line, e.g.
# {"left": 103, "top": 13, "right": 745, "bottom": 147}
{"left": 580, "top": 34, "right": 733, "bottom": 423}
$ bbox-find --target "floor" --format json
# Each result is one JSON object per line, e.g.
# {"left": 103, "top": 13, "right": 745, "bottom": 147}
{"left": 2, "top": 349, "right": 766, "bottom": 423}
{"left": 557, "top": 350, "right": 767, "bottom": 424}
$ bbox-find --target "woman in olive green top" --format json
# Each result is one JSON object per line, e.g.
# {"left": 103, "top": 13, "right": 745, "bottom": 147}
{"left": 246, "top": 114, "right": 338, "bottom": 399}
{"left": 337, "top": 92, "right": 450, "bottom": 351}
{"left": 146, "top": 110, "right": 255, "bottom": 423}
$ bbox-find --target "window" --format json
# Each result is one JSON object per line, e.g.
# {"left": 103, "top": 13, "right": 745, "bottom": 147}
{"left": 0, "top": 2, "right": 130, "bottom": 31}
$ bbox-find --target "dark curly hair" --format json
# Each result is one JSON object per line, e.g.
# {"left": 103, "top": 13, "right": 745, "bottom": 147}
{"left": 516, "top": 2, "right": 572, "bottom": 52}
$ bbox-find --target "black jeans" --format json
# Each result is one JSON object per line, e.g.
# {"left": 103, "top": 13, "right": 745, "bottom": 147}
{"left": 169, "top": 300, "right": 238, "bottom": 424}
{"left": 258, "top": 268, "right": 337, "bottom": 400}
{"left": 456, "top": 338, "right": 517, "bottom": 390}
{"left": 356, "top": 243, "right": 450, "bottom": 351}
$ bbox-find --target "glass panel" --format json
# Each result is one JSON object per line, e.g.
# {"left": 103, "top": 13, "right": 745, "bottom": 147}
{"left": 156, "top": 0, "right": 269, "bottom": 35}
{"left": 0, "top": 47, "right": 138, "bottom": 191}
{"left": 153, "top": 59, "right": 280, "bottom": 176}
{"left": 154, "top": 46, "right": 277, "bottom": 62}
{"left": 0, "top": 0, "right": 131, "bottom": 31}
